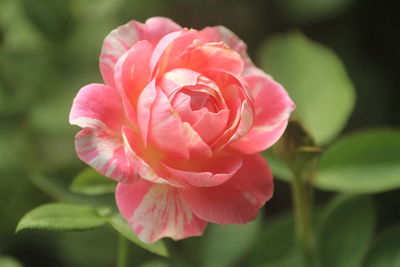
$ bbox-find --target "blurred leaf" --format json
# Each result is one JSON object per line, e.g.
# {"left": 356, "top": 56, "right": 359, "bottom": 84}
{"left": 315, "top": 129, "right": 400, "bottom": 193}
{"left": 277, "top": 0, "right": 357, "bottom": 23}
{"left": 105, "top": 213, "right": 169, "bottom": 257}
{"left": 21, "top": 0, "right": 72, "bottom": 40}
{"left": 0, "top": 256, "right": 24, "bottom": 267}
{"left": 257, "top": 256, "right": 300, "bottom": 267}
{"left": 364, "top": 224, "right": 400, "bottom": 267}
{"left": 70, "top": 168, "right": 116, "bottom": 195}
{"left": 263, "top": 149, "right": 294, "bottom": 182}
{"left": 16, "top": 203, "right": 106, "bottom": 232}
{"left": 260, "top": 32, "right": 355, "bottom": 145}
{"left": 29, "top": 172, "right": 114, "bottom": 207}
{"left": 139, "top": 260, "right": 169, "bottom": 267}
{"left": 201, "top": 216, "right": 261, "bottom": 267}
{"left": 316, "top": 195, "right": 376, "bottom": 267}
{"left": 56, "top": 227, "right": 117, "bottom": 267}
{"left": 245, "top": 212, "right": 295, "bottom": 266}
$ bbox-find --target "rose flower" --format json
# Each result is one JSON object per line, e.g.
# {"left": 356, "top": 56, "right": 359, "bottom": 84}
{"left": 70, "top": 17, "right": 295, "bottom": 243}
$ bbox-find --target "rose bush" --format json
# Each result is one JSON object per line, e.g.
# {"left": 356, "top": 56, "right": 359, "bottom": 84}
{"left": 69, "top": 17, "right": 295, "bottom": 243}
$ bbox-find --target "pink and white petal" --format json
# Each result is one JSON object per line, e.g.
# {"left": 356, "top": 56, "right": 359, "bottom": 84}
{"left": 122, "top": 126, "right": 182, "bottom": 186}
{"left": 226, "top": 100, "right": 254, "bottom": 144}
{"left": 69, "top": 83, "right": 124, "bottom": 132}
{"left": 142, "top": 17, "right": 182, "bottom": 44}
{"left": 180, "top": 154, "right": 273, "bottom": 225}
{"left": 69, "top": 84, "right": 139, "bottom": 182}
{"left": 148, "top": 89, "right": 190, "bottom": 160}
{"left": 100, "top": 21, "right": 141, "bottom": 87}
{"left": 200, "top": 26, "right": 247, "bottom": 57}
{"left": 151, "top": 30, "right": 202, "bottom": 75}
{"left": 114, "top": 40, "right": 153, "bottom": 105}
{"left": 191, "top": 109, "right": 230, "bottom": 144}
{"left": 201, "top": 69, "right": 253, "bottom": 150}
{"left": 116, "top": 180, "right": 207, "bottom": 243}
{"left": 162, "top": 153, "right": 242, "bottom": 187}
{"left": 159, "top": 68, "right": 200, "bottom": 97}
{"left": 170, "top": 42, "right": 244, "bottom": 75}
{"left": 100, "top": 17, "right": 182, "bottom": 87}
{"left": 229, "top": 119, "right": 290, "bottom": 155}
{"left": 148, "top": 90, "right": 212, "bottom": 160}
{"left": 200, "top": 26, "right": 260, "bottom": 76}
{"left": 74, "top": 127, "right": 138, "bottom": 183}
{"left": 229, "top": 74, "right": 295, "bottom": 154}
{"left": 137, "top": 79, "right": 158, "bottom": 145}
{"left": 181, "top": 122, "right": 213, "bottom": 158}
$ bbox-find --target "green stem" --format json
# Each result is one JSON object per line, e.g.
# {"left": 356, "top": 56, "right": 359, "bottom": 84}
{"left": 117, "top": 233, "right": 128, "bottom": 267}
{"left": 291, "top": 175, "right": 314, "bottom": 266}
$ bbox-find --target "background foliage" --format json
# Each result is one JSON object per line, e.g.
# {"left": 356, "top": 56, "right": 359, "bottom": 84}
{"left": 0, "top": 0, "right": 399, "bottom": 266}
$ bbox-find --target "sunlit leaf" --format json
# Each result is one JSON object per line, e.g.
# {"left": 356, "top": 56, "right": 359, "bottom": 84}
{"left": 260, "top": 32, "right": 355, "bottom": 145}
{"left": 364, "top": 224, "right": 400, "bottom": 267}
{"left": 16, "top": 203, "right": 106, "bottom": 232}
{"left": 70, "top": 168, "right": 116, "bottom": 195}
{"left": 105, "top": 213, "right": 169, "bottom": 257}
{"left": 316, "top": 195, "right": 376, "bottom": 267}
{"left": 316, "top": 129, "right": 400, "bottom": 193}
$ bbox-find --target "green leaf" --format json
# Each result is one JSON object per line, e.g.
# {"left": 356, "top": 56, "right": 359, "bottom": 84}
{"left": 246, "top": 212, "right": 295, "bottom": 266}
{"left": 105, "top": 213, "right": 169, "bottom": 257}
{"left": 139, "top": 260, "right": 169, "bottom": 267}
{"left": 201, "top": 216, "right": 261, "bottom": 267}
{"left": 70, "top": 168, "right": 116, "bottom": 195}
{"left": 16, "top": 203, "right": 106, "bottom": 232}
{"left": 0, "top": 256, "right": 24, "bottom": 267}
{"left": 263, "top": 149, "right": 294, "bottom": 182}
{"left": 316, "top": 195, "right": 376, "bottom": 267}
{"left": 260, "top": 32, "right": 355, "bottom": 145}
{"left": 364, "top": 224, "right": 400, "bottom": 267}
{"left": 315, "top": 129, "right": 400, "bottom": 193}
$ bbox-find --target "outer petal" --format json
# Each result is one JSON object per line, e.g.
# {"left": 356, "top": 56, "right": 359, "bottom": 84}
{"left": 180, "top": 154, "right": 273, "bottom": 225}
{"left": 161, "top": 154, "right": 242, "bottom": 187}
{"left": 200, "top": 26, "right": 258, "bottom": 76}
{"left": 168, "top": 42, "right": 244, "bottom": 75}
{"left": 116, "top": 180, "right": 207, "bottom": 243}
{"left": 100, "top": 17, "right": 181, "bottom": 87}
{"left": 229, "top": 74, "right": 295, "bottom": 154}
{"left": 69, "top": 84, "right": 136, "bottom": 182}
{"left": 114, "top": 40, "right": 153, "bottom": 126}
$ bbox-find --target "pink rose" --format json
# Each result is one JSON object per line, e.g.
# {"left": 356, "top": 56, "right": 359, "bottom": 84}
{"left": 69, "top": 17, "right": 294, "bottom": 243}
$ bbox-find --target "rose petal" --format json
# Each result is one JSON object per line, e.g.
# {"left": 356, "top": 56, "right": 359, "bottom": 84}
{"left": 191, "top": 109, "right": 230, "bottom": 144}
{"left": 121, "top": 126, "right": 172, "bottom": 185}
{"left": 200, "top": 26, "right": 258, "bottom": 76}
{"left": 148, "top": 89, "right": 212, "bottom": 160}
{"left": 69, "top": 84, "right": 136, "bottom": 182}
{"left": 116, "top": 180, "right": 207, "bottom": 243}
{"left": 229, "top": 74, "right": 295, "bottom": 154}
{"left": 151, "top": 30, "right": 202, "bottom": 76}
{"left": 161, "top": 153, "right": 242, "bottom": 187}
{"left": 137, "top": 79, "right": 158, "bottom": 145}
{"left": 169, "top": 42, "right": 244, "bottom": 75}
{"left": 180, "top": 154, "right": 273, "bottom": 224}
{"left": 114, "top": 40, "right": 153, "bottom": 126}
{"left": 100, "top": 17, "right": 181, "bottom": 87}
{"left": 202, "top": 69, "right": 254, "bottom": 150}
